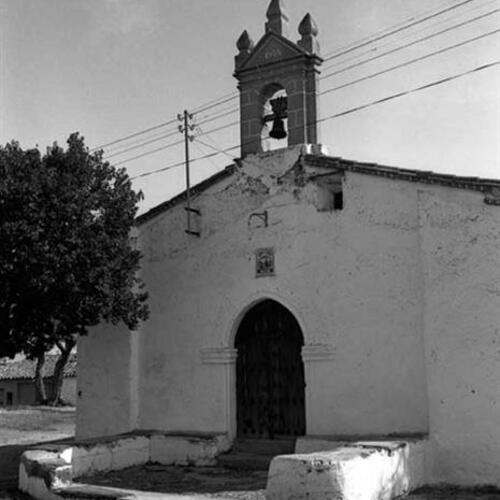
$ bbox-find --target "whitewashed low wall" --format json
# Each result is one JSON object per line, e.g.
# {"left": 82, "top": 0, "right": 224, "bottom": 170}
{"left": 71, "top": 435, "right": 150, "bottom": 477}
{"left": 268, "top": 440, "right": 428, "bottom": 500}
{"left": 19, "top": 431, "right": 231, "bottom": 500}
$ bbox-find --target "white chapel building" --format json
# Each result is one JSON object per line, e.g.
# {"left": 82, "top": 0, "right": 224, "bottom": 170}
{"left": 77, "top": 0, "right": 500, "bottom": 487}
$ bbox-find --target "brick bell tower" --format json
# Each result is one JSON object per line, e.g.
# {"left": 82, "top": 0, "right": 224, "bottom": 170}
{"left": 234, "top": 0, "right": 322, "bottom": 157}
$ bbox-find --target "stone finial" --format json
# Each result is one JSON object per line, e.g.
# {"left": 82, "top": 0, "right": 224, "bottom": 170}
{"left": 235, "top": 30, "right": 254, "bottom": 69}
{"left": 236, "top": 30, "right": 254, "bottom": 52}
{"left": 298, "top": 13, "right": 318, "bottom": 37}
{"left": 265, "top": 0, "right": 289, "bottom": 38}
{"left": 297, "top": 13, "right": 320, "bottom": 54}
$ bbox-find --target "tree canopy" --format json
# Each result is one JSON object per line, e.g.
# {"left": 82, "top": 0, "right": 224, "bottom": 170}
{"left": 0, "top": 134, "right": 148, "bottom": 391}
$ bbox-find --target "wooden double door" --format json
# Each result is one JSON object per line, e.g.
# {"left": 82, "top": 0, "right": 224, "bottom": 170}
{"left": 235, "top": 300, "right": 305, "bottom": 439}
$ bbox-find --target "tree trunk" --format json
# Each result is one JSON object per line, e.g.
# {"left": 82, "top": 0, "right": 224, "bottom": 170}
{"left": 34, "top": 353, "right": 47, "bottom": 404}
{"left": 48, "top": 338, "right": 75, "bottom": 406}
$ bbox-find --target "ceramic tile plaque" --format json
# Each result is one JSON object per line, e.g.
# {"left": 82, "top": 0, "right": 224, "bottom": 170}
{"left": 255, "top": 247, "right": 275, "bottom": 277}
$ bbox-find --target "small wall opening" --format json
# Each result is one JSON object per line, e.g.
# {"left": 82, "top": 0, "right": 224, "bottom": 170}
{"left": 261, "top": 84, "right": 288, "bottom": 152}
{"left": 314, "top": 175, "right": 344, "bottom": 212}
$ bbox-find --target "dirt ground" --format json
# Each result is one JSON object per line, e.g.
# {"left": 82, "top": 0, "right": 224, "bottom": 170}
{"left": 80, "top": 465, "right": 267, "bottom": 499}
{"left": 0, "top": 406, "right": 75, "bottom": 446}
{"left": 80, "top": 464, "right": 500, "bottom": 500}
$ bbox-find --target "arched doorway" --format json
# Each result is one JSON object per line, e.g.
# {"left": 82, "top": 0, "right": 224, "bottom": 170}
{"left": 235, "top": 299, "right": 305, "bottom": 439}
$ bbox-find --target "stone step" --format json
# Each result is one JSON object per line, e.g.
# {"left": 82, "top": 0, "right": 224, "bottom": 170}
{"left": 267, "top": 439, "right": 428, "bottom": 500}
{"left": 217, "top": 451, "right": 274, "bottom": 471}
{"left": 231, "top": 438, "right": 295, "bottom": 455}
{"left": 217, "top": 438, "right": 296, "bottom": 471}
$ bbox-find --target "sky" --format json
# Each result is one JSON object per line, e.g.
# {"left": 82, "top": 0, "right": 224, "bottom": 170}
{"left": 1, "top": 0, "right": 499, "bottom": 214}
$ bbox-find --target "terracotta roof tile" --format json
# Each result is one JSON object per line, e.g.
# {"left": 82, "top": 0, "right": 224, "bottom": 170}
{"left": 0, "top": 353, "right": 77, "bottom": 380}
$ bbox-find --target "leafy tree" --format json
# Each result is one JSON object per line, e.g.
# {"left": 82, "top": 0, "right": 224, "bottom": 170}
{"left": 0, "top": 134, "right": 149, "bottom": 404}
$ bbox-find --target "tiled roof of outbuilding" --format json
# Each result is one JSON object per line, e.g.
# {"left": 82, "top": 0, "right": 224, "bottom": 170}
{"left": 0, "top": 353, "right": 77, "bottom": 381}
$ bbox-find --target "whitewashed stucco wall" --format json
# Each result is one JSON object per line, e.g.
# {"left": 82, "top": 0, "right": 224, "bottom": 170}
{"left": 76, "top": 146, "right": 500, "bottom": 486}
{"left": 419, "top": 187, "right": 500, "bottom": 485}
{"left": 135, "top": 146, "right": 428, "bottom": 436}
{"left": 77, "top": 325, "right": 139, "bottom": 439}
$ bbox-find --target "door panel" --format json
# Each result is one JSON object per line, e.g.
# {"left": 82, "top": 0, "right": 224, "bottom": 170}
{"left": 235, "top": 300, "right": 305, "bottom": 438}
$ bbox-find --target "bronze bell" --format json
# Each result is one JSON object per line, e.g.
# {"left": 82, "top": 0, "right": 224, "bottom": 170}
{"left": 269, "top": 116, "right": 287, "bottom": 139}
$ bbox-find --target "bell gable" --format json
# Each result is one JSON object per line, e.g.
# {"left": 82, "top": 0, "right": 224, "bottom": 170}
{"left": 235, "top": 32, "right": 308, "bottom": 74}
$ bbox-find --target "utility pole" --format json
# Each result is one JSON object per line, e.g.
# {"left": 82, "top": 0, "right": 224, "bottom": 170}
{"left": 178, "top": 110, "right": 200, "bottom": 236}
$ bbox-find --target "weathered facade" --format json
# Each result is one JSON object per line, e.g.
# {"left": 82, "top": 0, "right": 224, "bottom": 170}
{"left": 77, "top": 0, "right": 500, "bottom": 488}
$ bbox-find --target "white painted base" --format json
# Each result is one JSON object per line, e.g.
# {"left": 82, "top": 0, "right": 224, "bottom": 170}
{"left": 267, "top": 440, "right": 427, "bottom": 500}
{"left": 19, "top": 431, "right": 231, "bottom": 500}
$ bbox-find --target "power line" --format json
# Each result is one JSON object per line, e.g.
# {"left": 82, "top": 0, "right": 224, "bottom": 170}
{"left": 187, "top": 1, "right": 479, "bottom": 119}
{"left": 320, "top": 8, "right": 500, "bottom": 81}
{"left": 104, "top": 130, "right": 182, "bottom": 159}
{"left": 130, "top": 60, "right": 499, "bottom": 181}
{"left": 116, "top": 27, "right": 498, "bottom": 168}
{"left": 192, "top": 139, "right": 225, "bottom": 170}
{"left": 321, "top": 0, "right": 499, "bottom": 73}
{"left": 108, "top": 120, "right": 240, "bottom": 166}
{"left": 192, "top": 94, "right": 239, "bottom": 116}
{"left": 113, "top": 139, "right": 185, "bottom": 167}
{"left": 91, "top": 117, "right": 178, "bottom": 152}
{"left": 318, "top": 60, "right": 500, "bottom": 123}
{"left": 103, "top": 107, "right": 238, "bottom": 160}
{"left": 196, "top": 108, "right": 239, "bottom": 126}
{"left": 197, "top": 120, "right": 240, "bottom": 137}
{"left": 108, "top": 12, "right": 497, "bottom": 163}
{"left": 320, "top": 28, "right": 500, "bottom": 96}
{"left": 103, "top": 124, "right": 180, "bottom": 154}
{"left": 130, "top": 145, "right": 239, "bottom": 180}
{"left": 92, "top": 0, "right": 490, "bottom": 155}
{"left": 322, "top": 0, "right": 478, "bottom": 63}
{"left": 191, "top": 91, "right": 239, "bottom": 114}
{"left": 187, "top": 0, "right": 481, "bottom": 118}
{"left": 190, "top": 6, "right": 499, "bottom": 125}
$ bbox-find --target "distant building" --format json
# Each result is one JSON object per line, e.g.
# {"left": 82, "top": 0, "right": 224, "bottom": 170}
{"left": 0, "top": 354, "right": 77, "bottom": 406}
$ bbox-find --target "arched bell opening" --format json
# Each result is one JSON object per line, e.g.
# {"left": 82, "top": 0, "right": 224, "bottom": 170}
{"left": 234, "top": 299, "right": 305, "bottom": 439}
{"left": 260, "top": 83, "right": 289, "bottom": 152}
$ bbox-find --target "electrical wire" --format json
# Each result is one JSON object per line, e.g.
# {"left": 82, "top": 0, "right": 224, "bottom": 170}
{"left": 322, "top": 0, "right": 478, "bottom": 63}
{"left": 130, "top": 60, "right": 499, "bottom": 181}
{"left": 91, "top": 117, "right": 178, "bottom": 152}
{"left": 107, "top": 120, "right": 240, "bottom": 166}
{"left": 130, "top": 146, "right": 239, "bottom": 180}
{"left": 320, "top": 8, "right": 500, "bottom": 81}
{"left": 113, "top": 139, "right": 185, "bottom": 167}
{"left": 317, "top": 60, "right": 500, "bottom": 124}
{"left": 321, "top": 0, "right": 499, "bottom": 73}
{"left": 112, "top": 27, "right": 499, "bottom": 167}
{"left": 103, "top": 124, "right": 181, "bottom": 154}
{"left": 104, "top": 130, "right": 182, "bottom": 159}
{"left": 196, "top": 108, "right": 239, "bottom": 127}
{"left": 92, "top": 0, "right": 490, "bottom": 155}
{"left": 191, "top": 94, "right": 239, "bottom": 116}
{"left": 102, "top": 108, "right": 237, "bottom": 159}
{"left": 190, "top": 91, "right": 239, "bottom": 114}
{"left": 320, "top": 28, "right": 500, "bottom": 96}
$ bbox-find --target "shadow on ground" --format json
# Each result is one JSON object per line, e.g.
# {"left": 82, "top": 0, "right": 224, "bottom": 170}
{"left": 0, "top": 438, "right": 74, "bottom": 489}
{"left": 80, "top": 465, "right": 500, "bottom": 500}
{"left": 80, "top": 464, "right": 267, "bottom": 498}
